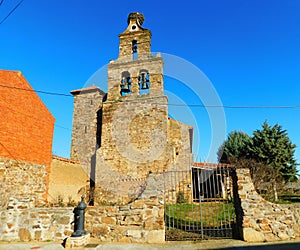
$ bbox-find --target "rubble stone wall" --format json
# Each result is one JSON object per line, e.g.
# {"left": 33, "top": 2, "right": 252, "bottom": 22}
{"left": 0, "top": 173, "right": 165, "bottom": 243}
{"left": 0, "top": 196, "right": 73, "bottom": 242}
{"left": 70, "top": 88, "right": 105, "bottom": 168}
{"left": 86, "top": 197, "right": 164, "bottom": 243}
{"left": 235, "top": 168, "right": 300, "bottom": 242}
{"left": 0, "top": 157, "right": 48, "bottom": 208}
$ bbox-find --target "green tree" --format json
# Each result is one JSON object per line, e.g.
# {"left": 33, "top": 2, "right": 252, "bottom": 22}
{"left": 218, "top": 131, "right": 252, "bottom": 163}
{"left": 250, "top": 121, "right": 297, "bottom": 182}
{"left": 217, "top": 122, "right": 298, "bottom": 201}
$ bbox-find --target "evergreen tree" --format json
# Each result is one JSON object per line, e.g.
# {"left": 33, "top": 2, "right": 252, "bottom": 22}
{"left": 218, "top": 122, "right": 298, "bottom": 182}
{"left": 218, "top": 131, "right": 252, "bottom": 163}
{"left": 250, "top": 121, "right": 297, "bottom": 182}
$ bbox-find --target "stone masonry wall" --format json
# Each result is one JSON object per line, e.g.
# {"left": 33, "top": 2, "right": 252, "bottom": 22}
{"left": 0, "top": 173, "right": 165, "bottom": 243}
{"left": 86, "top": 173, "right": 165, "bottom": 243}
{"left": 107, "top": 56, "right": 164, "bottom": 101}
{"left": 0, "top": 157, "right": 49, "bottom": 208}
{"left": 70, "top": 87, "right": 105, "bottom": 169}
{"left": 94, "top": 101, "right": 193, "bottom": 205}
{"left": 0, "top": 196, "right": 164, "bottom": 243}
{"left": 0, "top": 196, "right": 73, "bottom": 242}
{"left": 86, "top": 197, "right": 164, "bottom": 243}
{"left": 236, "top": 168, "right": 300, "bottom": 242}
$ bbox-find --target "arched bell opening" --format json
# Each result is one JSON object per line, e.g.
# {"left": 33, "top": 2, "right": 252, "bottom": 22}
{"left": 139, "top": 69, "right": 150, "bottom": 95}
{"left": 120, "top": 71, "right": 132, "bottom": 96}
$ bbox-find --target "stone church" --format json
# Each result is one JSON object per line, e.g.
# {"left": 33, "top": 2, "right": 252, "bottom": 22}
{"left": 70, "top": 12, "right": 193, "bottom": 205}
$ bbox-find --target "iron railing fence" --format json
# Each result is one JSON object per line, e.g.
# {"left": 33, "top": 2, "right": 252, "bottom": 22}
{"left": 163, "top": 165, "right": 236, "bottom": 240}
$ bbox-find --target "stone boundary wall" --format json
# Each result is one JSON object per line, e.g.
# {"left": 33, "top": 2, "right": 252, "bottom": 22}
{"left": 0, "top": 196, "right": 73, "bottom": 242}
{"left": 0, "top": 157, "right": 48, "bottom": 208}
{"left": 235, "top": 168, "right": 300, "bottom": 242}
{"left": 85, "top": 197, "right": 164, "bottom": 243}
{"left": 0, "top": 173, "right": 165, "bottom": 243}
{"left": 0, "top": 196, "right": 164, "bottom": 243}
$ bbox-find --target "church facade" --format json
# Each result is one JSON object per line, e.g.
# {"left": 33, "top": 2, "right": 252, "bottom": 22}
{"left": 70, "top": 13, "right": 193, "bottom": 205}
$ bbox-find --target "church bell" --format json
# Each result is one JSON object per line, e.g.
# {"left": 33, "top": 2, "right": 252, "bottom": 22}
{"left": 141, "top": 81, "right": 149, "bottom": 89}
{"left": 121, "top": 77, "right": 130, "bottom": 92}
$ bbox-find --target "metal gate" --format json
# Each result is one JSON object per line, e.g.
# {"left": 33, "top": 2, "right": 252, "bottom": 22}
{"left": 163, "top": 165, "right": 236, "bottom": 240}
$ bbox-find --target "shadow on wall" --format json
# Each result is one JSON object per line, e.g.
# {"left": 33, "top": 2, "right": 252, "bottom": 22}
{"left": 232, "top": 169, "right": 244, "bottom": 240}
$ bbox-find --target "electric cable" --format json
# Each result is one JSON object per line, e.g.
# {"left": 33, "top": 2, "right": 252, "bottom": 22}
{"left": 0, "top": 0, "right": 25, "bottom": 25}
{"left": 1, "top": 83, "right": 300, "bottom": 109}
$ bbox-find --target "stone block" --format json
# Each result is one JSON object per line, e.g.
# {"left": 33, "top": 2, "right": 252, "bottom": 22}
{"left": 264, "top": 232, "right": 278, "bottom": 242}
{"left": 277, "top": 232, "right": 290, "bottom": 240}
{"left": 56, "top": 215, "right": 71, "bottom": 225}
{"left": 127, "top": 230, "right": 142, "bottom": 238}
{"left": 147, "top": 230, "right": 165, "bottom": 243}
{"left": 92, "top": 225, "right": 109, "bottom": 236}
{"left": 106, "top": 206, "right": 118, "bottom": 214}
{"left": 131, "top": 200, "right": 145, "bottom": 209}
{"left": 64, "top": 233, "right": 90, "bottom": 248}
{"left": 259, "top": 224, "right": 271, "bottom": 231}
{"left": 243, "top": 228, "right": 264, "bottom": 242}
{"left": 112, "top": 225, "right": 127, "bottom": 234}
{"left": 101, "top": 216, "right": 116, "bottom": 225}
{"left": 34, "top": 231, "right": 41, "bottom": 241}
{"left": 118, "top": 236, "right": 131, "bottom": 243}
{"left": 7, "top": 223, "right": 13, "bottom": 229}
{"left": 18, "top": 228, "right": 31, "bottom": 241}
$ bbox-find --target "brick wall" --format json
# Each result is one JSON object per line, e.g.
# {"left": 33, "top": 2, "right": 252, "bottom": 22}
{"left": 0, "top": 70, "right": 55, "bottom": 166}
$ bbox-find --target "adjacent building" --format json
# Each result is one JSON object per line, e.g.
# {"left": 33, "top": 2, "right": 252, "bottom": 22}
{"left": 0, "top": 70, "right": 55, "bottom": 165}
{"left": 0, "top": 70, "right": 55, "bottom": 206}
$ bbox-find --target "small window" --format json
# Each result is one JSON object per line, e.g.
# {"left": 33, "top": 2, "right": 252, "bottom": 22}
{"left": 84, "top": 126, "right": 87, "bottom": 133}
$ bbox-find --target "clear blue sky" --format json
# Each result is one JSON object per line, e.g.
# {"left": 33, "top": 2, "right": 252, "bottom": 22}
{"left": 0, "top": 0, "right": 299, "bottom": 173}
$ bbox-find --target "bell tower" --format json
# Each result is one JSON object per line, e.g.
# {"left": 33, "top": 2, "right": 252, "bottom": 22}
{"left": 98, "top": 12, "right": 169, "bottom": 180}
{"left": 118, "top": 12, "right": 151, "bottom": 60}
{"left": 106, "top": 12, "right": 164, "bottom": 101}
{"left": 70, "top": 12, "right": 193, "bottom": 205}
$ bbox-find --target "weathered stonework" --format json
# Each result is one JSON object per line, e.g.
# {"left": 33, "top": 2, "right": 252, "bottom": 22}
{"left": 0, "top": 157, "right": 49, "bottom": 208}
{"left": 85, "top": 196, "right": 165, "bottom": 243}
{"left": 118, "top": 12, "right": 151, "bottom": 61}
{"left": 70, "top": 87, "right": 105, "bottom": 169}
{"left": 65, "top": 233, "right": 90, "bottom": 248}
{"left": 70, "top": 13, "right": 193, "bottom": 205}
{"left": 235, "top": 168, "right": 300, "bottom": 242}
{"left": 107, "top": 56, "right": 164, "bottom": 101}
{"left": 0, "top": 196, "right": 73, "bottom": 242}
